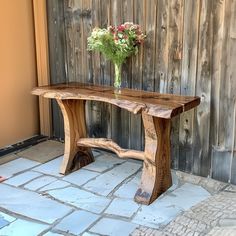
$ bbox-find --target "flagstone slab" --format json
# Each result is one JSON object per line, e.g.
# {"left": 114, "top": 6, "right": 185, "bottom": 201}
{"left": 161, "top": 183, "right": 211, "bottom": 210}
{"left": 39, "top": 180, "right": 70, "bottom": 192}
{"left": 83, "top": 162, "right": 141, "bottom": 196}
{"left": 92, "top": 150, "right": 101, "bottom": 157}
{"left": 0, "top": 184, "right": 72, "bottom": 224}
{"left": 0, "top": 212, "right": 16, "bottom": 230}
{"left": 0, "top": 154, "right": 18, "bottom": 165}
{"left": 132, "top": 199, "right": 182, "bottom": 228}
{"left": 0, "top": 212, "right": 16, "bottom": 229}
{"left": 0, "top": 158, "right": 40, "bottom": 178}
{"left": 33, "top": 157, "right": 63, "bottom": 177}
{"left": 0, "top": 218, "right": 10, "bottom": 229}
{"left": 4, "top": 171, "right": 42, "bottom": 187}
{"left": 62, "top": 169, "right": 99, "bottom": 186}
{"left": 47, "top": 186, "right": 111, "bottom": 214}
{"left": 54, "top": 210, "right": 99, "bottom": 235}
{"left": 105, "top": 198, "right": 140, "bottom": 218}
{"left": 90, "top": 218, "right": 138, "bottom": 236}
{"left": 0, "top": 212, "right": 16, "bottom": 223}
{"left": 114, "top": 172, "right": 141, "bottom": 199}
{"left": 83, "top": 155, "right": 125, "bottom": 173}
{"left": 17, "top": 140, "right": 64, "bottom": 163}
{"left": 82, "top": 232, "right": 99, "bottom": 236}
{"left": 43, "top": 232, "right": 64, "bottom": 236}
{"left": 0, "top": 219, "right": 49, "bottom": 236}
{"left": 24, "top": 175, "right": 57, "bottom": 191}
{"left": 132, "top": 183, "right": 211, "bottom": 229}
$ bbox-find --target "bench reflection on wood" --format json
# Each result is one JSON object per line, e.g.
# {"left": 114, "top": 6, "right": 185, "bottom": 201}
{"left": 32, "top": 83, "right": 200, "bottom": 205}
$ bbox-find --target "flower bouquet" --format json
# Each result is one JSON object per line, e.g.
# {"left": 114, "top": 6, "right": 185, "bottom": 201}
{"left": 87, "top": 22, "right": 145, "bottom": 90}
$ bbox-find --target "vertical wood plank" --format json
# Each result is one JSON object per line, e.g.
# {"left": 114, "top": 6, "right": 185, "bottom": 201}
{"left": 193, "top": 0, "right": 213, "bottom": 177}
{"left": 33, "top": 0, "right": 52, "bottom": 137}
{"left": 110, "top": 0, "right": 123, "bottom": 146}
{"left": 211, "top": 0, "right": 229, "bottom": 180}
{"left": 142, "top": 0, "right": 156, "bottom": 92}
{"left": 130, "top": 0, "right": 146, "bottom": 150}
{"left": 64, "top": 0, "right": 76, "bottom": 82}
{"left": 228, "top": 0, "right": 236, "bottom": 183}
{"left": 47, "top": 0, "right": 67, "bottom": 139}
{"left": 155, "top": 0, "right": 169, "bottom": 93}
{"left": 179, "top": 0, "right": 200, "bottom": 172}
{"left": 119, "top": 0, "right": 135, "bottom": 148}
{"left": 167, "top": 0, "right": 184, "bottom": 170}
{"left": 100, "top": 0, "right": 112, "bottom": 138}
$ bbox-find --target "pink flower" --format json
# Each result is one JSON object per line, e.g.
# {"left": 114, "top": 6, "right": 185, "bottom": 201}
{"left": 117, "top": 25, "right": 125, "bottom": 32}
{"left": 108, "top": 25, "right": 115, "bottom": 33}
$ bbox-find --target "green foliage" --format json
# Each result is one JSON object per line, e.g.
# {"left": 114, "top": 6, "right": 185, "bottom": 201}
{"left": 87, "top": 23, "right": 145, "bottom": 65}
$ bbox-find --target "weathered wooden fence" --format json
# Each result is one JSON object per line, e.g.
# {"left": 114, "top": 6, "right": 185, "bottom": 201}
{"left": 47, "top": 0, "right": 236, "bottom": 184}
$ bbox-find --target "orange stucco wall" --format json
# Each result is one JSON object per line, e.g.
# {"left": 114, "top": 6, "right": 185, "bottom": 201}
{"left": 0, "top": 0, "right": 39, "bottom": 148}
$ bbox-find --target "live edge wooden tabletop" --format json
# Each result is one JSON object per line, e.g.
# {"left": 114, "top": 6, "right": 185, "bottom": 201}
{"left": 32, "top": 82, "right": 200, "bottom": 205}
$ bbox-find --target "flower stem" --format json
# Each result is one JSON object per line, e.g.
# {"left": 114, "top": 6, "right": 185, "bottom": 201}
{"left": 114, "top": 63, "right": 122, "bottom": 89}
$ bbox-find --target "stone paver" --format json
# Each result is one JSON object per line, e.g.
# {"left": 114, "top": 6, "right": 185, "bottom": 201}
{"left": 39, "top": 180, "right": 70, "bottom": 192}
{"left": 114, "top": 172, "right": 141, "bottom": 199}
{"left": 24, "top": 175, "right": 57, "bottom": 191}
{"left": 132, "top": 183, "right": 210, "bottom": 229}
{"left": 54, "top": 210, "right": 99, "bottom": 235}
{"left": 0, "top": 212, "right": 15, "bottom": 230}
{"left": 17, "top": 140, "right": 64, "bottom": 163}
{"left": 48, "top": 186, "right": 111, "bottom": 214}
{"left": 43, "top": 232, "right": 64, "bottom": 236}
{"left": 207, "top": 226, "right": 236, "bottom": 236}
{"left": 90, "top": 217, "right": 138, "bottom": 236}
{"left": 3, "top": 171, "right": 42, "bottom": 187}
{"left": 132, "top": 189, "right": 236, "bottom": 236}
{"left": 83, "top": 154, "right": 125, "bottom": 173}
{"left": 84, "top": 161, "right": 141, "bottom": 196}
{"left": 0, "top": 158, "right": 40, "bottom": 178}
{"left": 62, "top": 169, "right": 99, "bottom": 186}
{"left": 160, "top": 183, "right": 211, "bottom": 211}
{"left": 33, "top": 156, "right": 63, "bottom": 177}
{"left": 176, "top": 171, "right": 228, "bottom": 194}
{"left": 92, "top": 150, "right": 101, "bottom": 157}
{"left": 1, "top": 147, "right": 236, "bottom": 236}
{"left": 0, "top": 184, "right": 72, "bottom": 224}
{"left": 0, "top": 212, "right": 16, "bottom": 223}
{"left": 114, "top": 171, "right": 179, "bottom": 199}
{"left": 0, "top": 219, "right": 49, "bottom": 236}
{"left": 82, "top": 232, "right": 99, "bottom": 236}
{"left": 0, "top": 218, "right": 10, "bottom": 229}
{"left": 132, "top": 199, "right": 182, "bottom": 229}
{"left": 105, "top": 198, "right": 140, "bottom": 218}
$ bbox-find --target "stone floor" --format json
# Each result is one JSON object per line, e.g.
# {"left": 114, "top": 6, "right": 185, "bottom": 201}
{"left": 0, "top": 149, "right": 235, "bottom": 236}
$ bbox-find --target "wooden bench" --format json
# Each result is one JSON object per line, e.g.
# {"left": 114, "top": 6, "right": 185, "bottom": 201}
{"left": 32, "top": 82, "right": 200, "bottom": 205}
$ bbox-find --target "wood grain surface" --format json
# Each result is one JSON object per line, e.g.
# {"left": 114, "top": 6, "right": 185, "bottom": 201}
{"left": 32, "top": 82, "right": 200, "bottom": 119}
{"left": 56, "top": 99, "right": 94, "bottom": 174}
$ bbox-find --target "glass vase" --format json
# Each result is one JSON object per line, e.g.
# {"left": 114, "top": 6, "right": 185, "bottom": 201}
{"left": 114, "top": 62, "right": 122, "bottom": 93}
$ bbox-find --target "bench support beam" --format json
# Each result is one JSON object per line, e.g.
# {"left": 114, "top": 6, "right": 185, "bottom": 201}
{"left": 57, "top": 99, "right": 94, "bottom": 174}
{"left": 134, "top": 113, "right": 172, "bottom": 205}
{"left": 77, "top": 138, "right": 145, "bottom": 161}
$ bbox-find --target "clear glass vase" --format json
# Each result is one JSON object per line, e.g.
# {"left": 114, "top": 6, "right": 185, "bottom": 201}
{"left": 114, "top": 62, "right": 122, "bottom": 93}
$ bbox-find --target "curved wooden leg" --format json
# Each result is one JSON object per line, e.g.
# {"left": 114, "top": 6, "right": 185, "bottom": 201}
{"left": 57, "top": 99, "right": 94, "bottom": 174}
{"left": 134, "top": 113, "right": 172, "bottom": 205}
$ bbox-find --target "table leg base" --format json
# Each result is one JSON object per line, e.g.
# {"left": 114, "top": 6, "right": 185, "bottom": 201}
{"left": 134, "top": 178, "right": 172, "bottom": 205}
{"left": 69, "top": 150, "right": 94, "bottom": 172}
{"left": 134, "top": 113, "right": 172, "bottom": 205}
{"left": 57, "top": 99, "right": 94, "bottom": 175}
